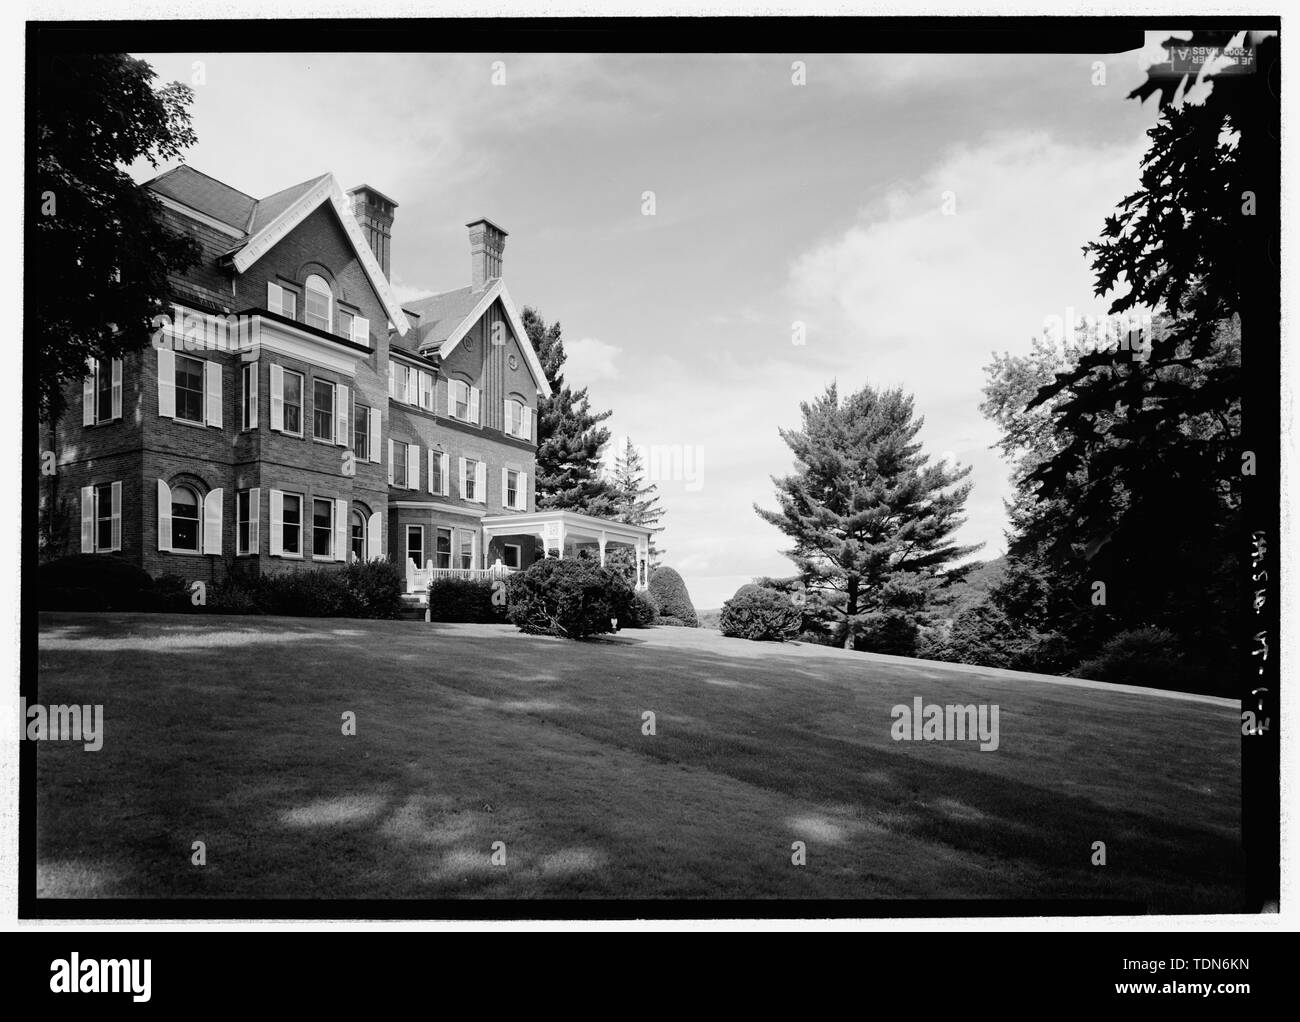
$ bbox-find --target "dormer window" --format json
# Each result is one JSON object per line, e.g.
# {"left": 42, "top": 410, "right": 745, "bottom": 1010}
{"left": 304, "top": 274, "right": 332, "bottom": 332}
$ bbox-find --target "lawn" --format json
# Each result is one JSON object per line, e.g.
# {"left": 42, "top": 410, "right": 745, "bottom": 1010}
{"left": 34, "top": 612, "right": 1243, "bottom": 909}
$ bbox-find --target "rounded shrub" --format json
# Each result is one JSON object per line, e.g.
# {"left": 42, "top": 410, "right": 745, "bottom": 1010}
{"left": 505, "top": 558, "right": 625, "bottom": 640}
{"left": 622, "top": 588, "right": 658, "bottom": 628}
{"left": 38, "top": 554, "right": 157, "bottom": 611}
{"left": 719, "top": 584, "right": 802, "bottom": 642}
{"left": 648, "top": 566, "right": 698, "bottom": 627}
{"left": 426, "top": 576, "right": 503, "bottom": 623}
{"left": 1073, "top": 627, "right": 1215, "bottom": 693}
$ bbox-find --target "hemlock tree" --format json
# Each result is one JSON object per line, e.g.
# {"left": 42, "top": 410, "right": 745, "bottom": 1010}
{"left": 756, "top": 382, "right": 979, "bottom": 652}
{"left": 522, "top": 306, "right": 618, "bottom": 516}
{"left": 610, "top": 437, "right": 665, "bottom": 565}
{"left": 34, "top": 52, "right": 201, "bottom": 421}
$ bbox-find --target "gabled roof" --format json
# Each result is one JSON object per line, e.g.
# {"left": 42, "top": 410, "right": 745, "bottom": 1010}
{"left": 142, "top": 166, "right": 411, "bottom": 336}
{"left": 402, "top": 279, "right": 552, "bottom": 399}
{"left": 144, "top": 165, "right": 256, "bottom": 230}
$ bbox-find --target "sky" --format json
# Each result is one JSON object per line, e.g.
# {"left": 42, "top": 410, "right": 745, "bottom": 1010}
{"left": 130, "top": 43, "right": 1174, "bottom": 608}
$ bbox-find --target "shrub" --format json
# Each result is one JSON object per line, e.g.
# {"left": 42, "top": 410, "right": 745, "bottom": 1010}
{"left": 337, "top": 559, "right": 406, "bottom": 619}
{"left": 427, "top": 576, "right": 503, "bottom": 623}
{"left": 1073, "top": 627, "right": 1215, "bottom": 693}
{"left": 720, "top": 584, "right": 802, "bottom": 641}
{"left": 38, "top": 554, "right": 157, "bottom": 611}
{"left": 654, "top": 616, "right": 688, "bottom": 627}
{"left": 151, "top": 572, "right": 197, "bottom": 614}
{"left": 648, "top": 566, "right": 698, "bottom": 627}
{"left": 246, "top": 560, "right": 406, "bottom": 619}
{"left": 208, "top": 580, "right": 264, "bottom": 616}
{"left": 621, "top": 588, "right": 658, "bottom": 628}
{"left": 505, "top": 558, "right": 624, "bottom": 640}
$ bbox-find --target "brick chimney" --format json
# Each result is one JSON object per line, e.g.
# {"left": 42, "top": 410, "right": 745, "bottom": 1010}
{"left": 348, "top": 184, "right": 398, "bottom": 279}
{"left": 467, "top": 218, "right": 507, "bottom": 290}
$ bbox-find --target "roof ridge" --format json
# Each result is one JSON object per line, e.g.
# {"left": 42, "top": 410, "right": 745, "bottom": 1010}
{"left": 149, "top": 163, "right": 257, "bottom": 201}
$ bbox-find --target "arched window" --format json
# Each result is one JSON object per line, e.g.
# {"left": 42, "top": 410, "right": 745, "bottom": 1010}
{"left": 171, "top": 485, "right": 201, "bottom": 551}
{"left": 304, "top": 274, "right": 332, "bottom": 332}
{"left": 350, "top": 509, "right": 366, "bottom": 562}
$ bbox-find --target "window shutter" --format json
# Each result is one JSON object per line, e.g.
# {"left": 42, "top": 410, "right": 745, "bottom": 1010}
{"left": 516, "top": 473, "right": 527, "bottom": 511}
{"left": 459, "top": 457, "right": 467, "bottom": 499}
{"left": 469, "top": 386, "right": 481, "bottom": 425}
{"left": 157, "top": 479, "right": 173, "bottom": 551}
{"left": 352, "top": 316, "right": 369, "bottom": 347}
{"left": 111, "top": 359, "right": 123, "bottom": 419}
{"left": 205, "top": 361, "right": 223, "bottom": 427}
{"left": 524, "top": 406, "right": 533, "bottom": 441}
{"left": 203, "top": 488, "right": 223, "bottom": 555}
{"left": 270, "top": 363, "right": 284, "bottom": 431}
{"left": 439, "top": 453, "right": 449, "bottom": 496}
{"left": 475, "top": 461, "right": 487, "bottom": 503}
{"left": 110, "top": 481, "right": 122, "bottom": 550}
{"left": 387, "top": 439, "right": 395, "bottom": 485}
{"left": 333, "top": 498, "right": 347, "bottom": 562}
{"left": 249, "top": 487, "right": 261, "bottom": 554}
{"left": 80, "top": 486, "right": 94, "bottom": 552}
{"left": 427, "top": 448, "right": 435, "bottom": 494}
{"left": 410, "top": 443, "right": 420, "bottom": 491}
{"left": 388, "top": 361, "right": 396, "bottom": 398}
{"left": 246, "top": 361, "right": 259, "bottom": 428}
{"left": 337, "top": 383, "right": 349, "bottom": 446}
{"left": 157, "top": 348, "right": 175, "bottom": 419}
{"left": 501, "top": 467, "right": 508, "bottom": 509}
{"left": 503, "top": 399, "right": 511, "bottom": 436}
{"left": 404, "top": 367, "right": 414, "bottom": 405}
{"left": 82, "top": 360, "right": 95, "bottom": 426}
{"left": 366, "top": 511, "right": 382, "bottom": 561}
{"left": 268, "top": 281, "right": 283, "bottom": 315}
{"left": 269, "top": 490, "right": 283, "bottom": 556}
{"left": 368, "top": 408, "right": 381, "bottom": 463}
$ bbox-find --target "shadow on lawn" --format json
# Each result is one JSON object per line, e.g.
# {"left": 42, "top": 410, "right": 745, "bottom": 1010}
{"left": 34, "top": 614, "right": 1244, "bottom": 908}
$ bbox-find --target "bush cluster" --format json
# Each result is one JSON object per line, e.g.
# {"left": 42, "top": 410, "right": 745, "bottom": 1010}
{"left": 505, "top": 558, "right": 632, "bottom": 640}
{"left": 426, "top": 577, "right": 505, "bottom": 623}
{"left": 719, "top": 584, "right": 802, "bottom": 642}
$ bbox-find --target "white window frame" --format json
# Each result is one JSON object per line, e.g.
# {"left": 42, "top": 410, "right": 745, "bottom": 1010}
{"left": 236, "top": 487, "right": 261, "bottom": 556}
{"left": 85, "top": 357, "right": 123, "bottom": 426}
{"left": 267, "top": 281, "right": 298, "bottom": 319}
{"left": 279, "top": 367, "right": 305, "bottom": 437}
{"left": 276, "top": 491, "right": 304, "bottom": 558}
{"left": 311, "top": 496, "right": 335, "bottom": 560}
{"left": 406, "top": 524, "right": 425, "bottom": 569}
{"left": 173, "top": 352, "right": 206, "bottom": 425}
{"left": 241, "top": 361, "right": 258, "bottom": 430}
{"left": 313, "top": 378, "right": 336, "bottom": 443}
{"left": 304, "top": 274, "right": 332, "bottom": 333}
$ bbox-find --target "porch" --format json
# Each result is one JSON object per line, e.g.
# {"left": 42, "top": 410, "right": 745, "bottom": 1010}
{"left": 482, "top": 508, "right": 656, "bottom": 591}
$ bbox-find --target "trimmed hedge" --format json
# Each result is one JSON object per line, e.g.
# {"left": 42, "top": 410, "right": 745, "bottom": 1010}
{"left": 720, "top": 584, "right": 802, "bottom": 642}
{"left": 426, "top": 576, "right": 506, "bottom": 623}
{"left": 249, "top": 560, "right": 407, "bottom": 619}
{"left": 648, "top": 566, "right": 698, "bottom": 627}
{"left": 505, "top": 558, "right": 627, "bottom": 640}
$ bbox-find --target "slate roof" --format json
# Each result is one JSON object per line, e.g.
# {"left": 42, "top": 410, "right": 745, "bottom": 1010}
{"left": 401, "top": 284, "right": 491, "bottom": 353}
{"left": 144, "top": 165, "right": 257, "bottom": 231}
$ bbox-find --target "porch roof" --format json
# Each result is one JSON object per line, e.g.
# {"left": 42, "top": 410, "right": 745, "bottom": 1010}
{"left": 480, "top": 508, "right": 656, "bottom": 545}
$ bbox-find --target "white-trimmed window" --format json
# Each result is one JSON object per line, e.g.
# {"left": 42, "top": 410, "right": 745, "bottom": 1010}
{"left": 460, "top": 457, "right": 487, "bottom": 503}
{"left": 267, "top": 281, "right": 297, "bottom": 319}
{"left": 275, "top": 492, "right": 303, "bottom": 557}
{"left": 457, "top": 530, "right": 475, "bottom": 570}
{"left": 418, "top": 369, "right": 434, "bottom": 411}
{"left": 449, "top": 379, "right": 480, "bottom": 424}
{"left": 241, "top": 362, "right": 258, "bottom": 430}
{"left": 428, "top": 449, "right": 449, "bottom": 496}
{"left": 80, "top": 482, "right": 122, "bottom": 552}
{"left": 157, "top": 481, "right": 222, "bottom": 555}
{"left": 304, "top": 274, "right": 332, "bottom": 332}
{"left": 157, "top": 349, "right": 223, "bottom": 427}
{"left": 502, "top": 468, "right": 527, "bottom": 511}
{"left": 313, "top": 379, "right": 335, "bottom": 442}
{"left": 312, "top": 498, "right": 335, "bottom": 558}
{"left": 170, "top": 485, "right": 202, "bottom": 551}
{"left": 503, "top": 397, "right": 532, "bottom": 440}
{"left": 337, "top": 308, "right": 354, "bottom": 342}
{"left": 435, "top": 527, "right": 452, "bottom": 569}
{"left": 354, "top": 404, "right": 370, "bottom": 460}
{"left": 84, "top": 357, "right": 123, "bottom": 426}
{"left": 388, "top": 439, "right": 419, "bottom": 490}
{"left": 270, "top": 365, "right": 304, "bottom": 436}
{"left": 350, "top": 509, "right": 366, "bottom": 563}
{"left": 502, "top": 543, "right": 522, "bottom": 570}
{"left": 236, "top": 488, "right": 260, "bottom": 555}
{"left": 406, "top": 525, "right": 424, "bottom": 569}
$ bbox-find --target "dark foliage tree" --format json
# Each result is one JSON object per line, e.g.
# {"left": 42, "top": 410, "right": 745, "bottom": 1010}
{"left": 34, "top": 52, "right": 201, "bottom": 421}
{"left": 756, "top": 382, "right": 979, "bottom": 651}
{"left": 521, "top": 306, "right": 618, "bottom": 516}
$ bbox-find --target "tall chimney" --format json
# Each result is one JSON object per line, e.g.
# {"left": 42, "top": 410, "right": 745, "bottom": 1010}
{"left": 467, "top": 218, "right": 507, "bottom": 290}
{"left": 348, "top": 184, "right": 397, "bottom": 279}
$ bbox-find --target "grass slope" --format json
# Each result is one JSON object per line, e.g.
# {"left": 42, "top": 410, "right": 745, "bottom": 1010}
{"left": 35, "top": 613, "right": 1242, "bottom": 908}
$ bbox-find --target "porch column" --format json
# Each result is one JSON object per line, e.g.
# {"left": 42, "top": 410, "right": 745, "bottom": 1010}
{"left": 544, "top": 520, "right": 565, "bottom": 559}
{"left": 598, "top": 531, "right": 607, "bottom": 567}
{"left": 635, "top": 536, "right": 649, "bottom": 591}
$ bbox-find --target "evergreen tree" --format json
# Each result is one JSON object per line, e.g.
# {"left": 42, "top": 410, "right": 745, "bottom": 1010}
{"left": 756, "top": 382, "right": 979, "bottom": 651}
{"left": 521, "top": 306, "right": 617, "bottom": 516}
{"left": 610, "top": 437, "right": 665, "bottom": 565}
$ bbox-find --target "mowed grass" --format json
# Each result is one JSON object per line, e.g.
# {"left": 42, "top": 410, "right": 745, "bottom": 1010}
{"left": 35, "top": 612, "right": 1243, "bottom": 909}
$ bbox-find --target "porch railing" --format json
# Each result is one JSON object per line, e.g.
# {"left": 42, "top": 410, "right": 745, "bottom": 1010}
{"left": 406, "top": 560, "right": 516, "bottom": 594}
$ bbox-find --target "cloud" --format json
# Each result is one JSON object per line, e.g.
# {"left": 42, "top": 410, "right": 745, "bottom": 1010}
{"left": 563, "top": 336, "right": 622, "bottom": 384}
